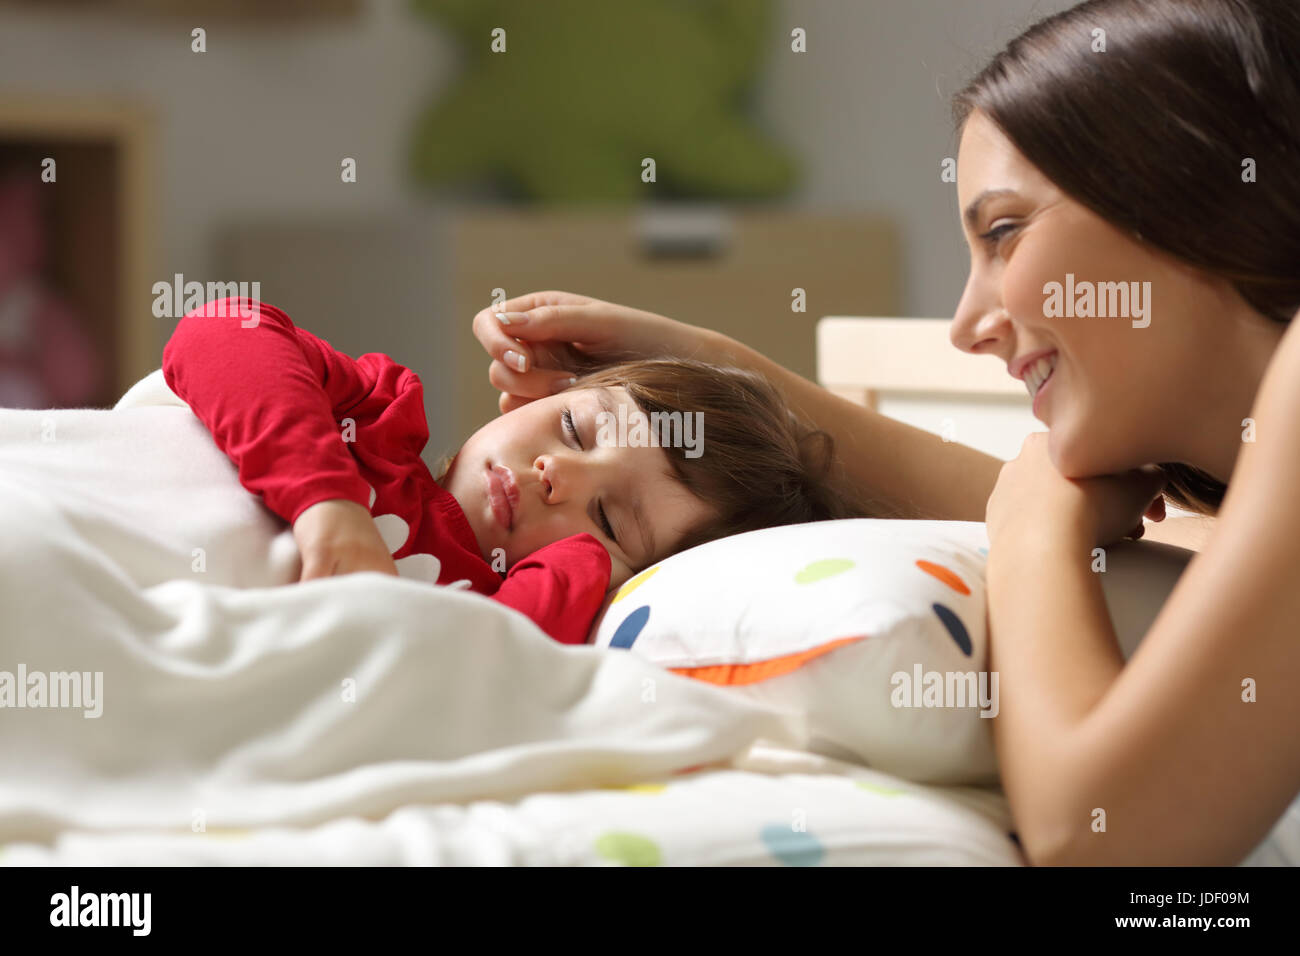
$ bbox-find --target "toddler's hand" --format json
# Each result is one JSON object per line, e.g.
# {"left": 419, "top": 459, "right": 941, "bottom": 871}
{"left": 292, "top": 498, "right": 399, "bottom": 582}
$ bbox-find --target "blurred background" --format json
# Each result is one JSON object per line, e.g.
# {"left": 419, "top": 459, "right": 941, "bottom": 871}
{"left": 0, "top": 0, "right": 1073, "bottom": 460}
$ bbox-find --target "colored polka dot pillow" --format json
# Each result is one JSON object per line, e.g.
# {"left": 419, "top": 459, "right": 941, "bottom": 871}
{"left": 592, "top": 519, "right": 998, "bottom": 784}
{"left": 591, "top": 519, "right": 1195, "bottom": 786}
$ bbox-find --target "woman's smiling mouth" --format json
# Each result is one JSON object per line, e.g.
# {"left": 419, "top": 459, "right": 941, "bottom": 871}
{"left": 485, "top": 462, "right": 520, "bottom": 531}
{"left": 1024, "top": 353, "right": 1057, "bottom": 398}
{"left": 1031, "top": 358, "right": 1056, "bottom": 419}
{"left": 1009, "top": 349, "right": 1059, "bottom": 421}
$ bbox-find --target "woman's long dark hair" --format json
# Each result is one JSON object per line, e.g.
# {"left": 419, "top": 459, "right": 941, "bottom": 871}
{"left": 954, "top": 0, "right": 1300, "bottom": 514}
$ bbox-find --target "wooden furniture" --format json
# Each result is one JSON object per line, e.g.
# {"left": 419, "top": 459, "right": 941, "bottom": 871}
{"left": 446, "top": 208, "right": 900, "bottom": 439}
{"left": 817, "top": 315, "right": 1039, "bottom": 462}
{"left": 219, "top": 208, "right": 900, "bottom": 458}
{"left": 0, "top": 96, "right": 157, "bottom": 405}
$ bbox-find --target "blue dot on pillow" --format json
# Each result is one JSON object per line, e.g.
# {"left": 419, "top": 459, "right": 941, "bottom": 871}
{"left": 759, "top": 824, "right": 824, "bottom": 866}
{"left": 610, "top": 605, "right": 651, "bottom": 649}
{"left": 932, "top": 602, "right": 972, "bottom": 656}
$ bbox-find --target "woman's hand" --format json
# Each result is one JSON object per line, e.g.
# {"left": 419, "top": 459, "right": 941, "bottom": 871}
{"left": 472, "top": 290, "right": 715, "bottom": 413}
{"left": 986, "top": 433, "right": 1167, "bottom": 550}
{"left": 292, "top": 498, "right": 399, "bottom": 582}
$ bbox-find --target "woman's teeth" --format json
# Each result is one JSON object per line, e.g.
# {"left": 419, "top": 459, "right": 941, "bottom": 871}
{"left": 1024, "top": 354, "right": 1057, "bottom": 397}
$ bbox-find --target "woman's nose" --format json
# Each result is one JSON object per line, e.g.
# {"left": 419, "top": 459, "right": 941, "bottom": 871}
{"left": 951, "top": 282, "right": 1010, "bottom": 355}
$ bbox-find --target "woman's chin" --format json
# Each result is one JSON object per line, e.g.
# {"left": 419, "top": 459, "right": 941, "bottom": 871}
{"left": 1049, "top": 427, "right": 1137, "bottom": 480}
{"left": 1046, "top": 424, "right": 1097, "bottom": 479}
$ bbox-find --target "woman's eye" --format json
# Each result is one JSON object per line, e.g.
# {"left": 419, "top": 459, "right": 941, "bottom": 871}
{"left": 562, "top": 408, "right": 582, "bottom": 449}
{"left": 979, "top": 222, "right": 1018, "bottom": 248}
{"left": 598, "top": 502, "right": 617, "bottom": 544}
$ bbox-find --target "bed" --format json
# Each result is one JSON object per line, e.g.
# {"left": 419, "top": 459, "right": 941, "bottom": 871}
{"left": 0, "top": 317, "right": 1292, "bottom": 866}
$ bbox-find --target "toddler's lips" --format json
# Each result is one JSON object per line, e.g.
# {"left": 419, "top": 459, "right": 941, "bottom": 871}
{"left": 485, "top": 463, "right": 519, "bottom": 531}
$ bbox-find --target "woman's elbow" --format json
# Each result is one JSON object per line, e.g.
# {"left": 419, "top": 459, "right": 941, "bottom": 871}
{"left": 1013, "top": 795, "right": 1103, "bottom": 865}
{"left": 1021, "top": 827, "right": 1093, "bottom": 866}
{"left": 1017, "top": 819, "right": 1081, "bottom": 866}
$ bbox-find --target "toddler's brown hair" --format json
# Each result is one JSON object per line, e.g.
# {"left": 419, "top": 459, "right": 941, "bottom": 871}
{"left": 568, "top": 358, "right": 884, "bottom": 562}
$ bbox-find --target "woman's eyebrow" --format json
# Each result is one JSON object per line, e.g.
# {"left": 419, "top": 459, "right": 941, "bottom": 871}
{"left": 963, "top": 188, "right": 1018, "bottom": 230}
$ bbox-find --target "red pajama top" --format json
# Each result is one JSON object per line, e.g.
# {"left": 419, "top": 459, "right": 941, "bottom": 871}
{"left": 161, "top": 297, "right": 610, "bottom": 645}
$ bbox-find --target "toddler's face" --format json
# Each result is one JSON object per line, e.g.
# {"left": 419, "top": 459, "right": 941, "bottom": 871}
{"left": 441, "top": 386, "right": 715, "bottom": 583}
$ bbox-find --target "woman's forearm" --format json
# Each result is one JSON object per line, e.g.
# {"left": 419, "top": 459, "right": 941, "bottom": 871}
{"left": 985, "top": 525, "right": 1128, "bottom": 862}
{"left": 700, "top": 329, "right": 1005, "bottom": 521}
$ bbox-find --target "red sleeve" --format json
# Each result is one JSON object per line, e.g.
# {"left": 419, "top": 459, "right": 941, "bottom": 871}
{"left": 492, "top": 534, "right": 613, "bottom": 645}
{"left": 161, "top": 297, "right": 374, "bottom": 525}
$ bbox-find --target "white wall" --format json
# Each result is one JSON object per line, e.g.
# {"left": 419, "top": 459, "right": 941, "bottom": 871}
{"left": 0, "top": 0, "right": 1078, "bottom": 329}
{"left": 759, "top": 0, "right": 1077, "bottom": 318}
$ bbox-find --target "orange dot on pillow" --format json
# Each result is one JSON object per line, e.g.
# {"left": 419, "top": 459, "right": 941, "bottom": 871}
{"left": 915, "top": 559, "right": 970, "bottom": 595}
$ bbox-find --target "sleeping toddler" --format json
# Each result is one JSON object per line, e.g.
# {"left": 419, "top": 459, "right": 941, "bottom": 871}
{"left": 162, "top": 298, "right": 860, "bottom": 644}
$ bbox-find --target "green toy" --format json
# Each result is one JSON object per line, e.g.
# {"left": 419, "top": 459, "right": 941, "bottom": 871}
{"left": 409, "top": 0, "right": 798, "bottom": 201}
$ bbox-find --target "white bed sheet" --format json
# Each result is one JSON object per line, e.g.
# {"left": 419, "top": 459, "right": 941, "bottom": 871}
{"left": 0, "top": 744, "right": 1022, "bottom": 866}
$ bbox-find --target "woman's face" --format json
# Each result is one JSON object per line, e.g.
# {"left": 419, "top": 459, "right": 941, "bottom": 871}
{"left": 441, "top": 385, "right": 715, "bottom": 573}
{"left": 950, "top": 110, "right": 1236, "bottom": 478}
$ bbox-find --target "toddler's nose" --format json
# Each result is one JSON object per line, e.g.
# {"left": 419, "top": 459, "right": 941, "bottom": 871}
{"left": 534, "top": 455, "right": 555, "bottom": 500}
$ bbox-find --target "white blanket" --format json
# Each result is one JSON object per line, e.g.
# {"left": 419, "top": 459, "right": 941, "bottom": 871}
{"left": 0, "top": 374, "right": 807, "bottom": 855}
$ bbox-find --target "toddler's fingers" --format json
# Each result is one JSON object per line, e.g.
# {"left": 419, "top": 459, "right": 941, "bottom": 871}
{"left": 299, "top": 559, "right": 330, "bottom": 582}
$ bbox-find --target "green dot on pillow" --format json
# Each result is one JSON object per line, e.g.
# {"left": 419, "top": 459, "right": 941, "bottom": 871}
{"left": 794, "top": 558, "right": 854, "bottom": 584}
{"left": 594, "top": 831, "right": 662, "bottom": 866}
{"left": 856, "top": 781, "right": 907, "bottom": 797}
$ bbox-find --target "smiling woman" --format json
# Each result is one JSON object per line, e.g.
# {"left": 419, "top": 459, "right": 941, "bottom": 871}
{"left": 946, "top": 0, "right": 1300, "bottom": 864}
{"left": 950, "top": 0, "right": 1300, "bottom": 510}
{"left": 473, "top": 0, "right": 1300, "bottom": 866}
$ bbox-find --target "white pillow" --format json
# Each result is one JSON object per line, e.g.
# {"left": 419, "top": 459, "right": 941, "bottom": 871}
{"left": 591, "top": 519, "right": 1193, "bottom": 785}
